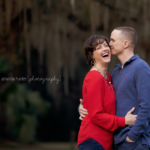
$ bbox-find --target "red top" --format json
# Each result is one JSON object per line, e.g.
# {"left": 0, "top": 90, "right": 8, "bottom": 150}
{"left": 78, "top": 71, "right": 125, "bottom": 150}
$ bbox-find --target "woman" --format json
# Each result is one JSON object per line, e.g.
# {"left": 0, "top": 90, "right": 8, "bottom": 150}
{"left": 78, "top": 35, "right": 137, "bottom": 150}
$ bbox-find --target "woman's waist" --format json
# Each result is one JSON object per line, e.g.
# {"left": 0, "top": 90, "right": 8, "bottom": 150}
{"left": 78, "top": 120, "right": 113, "bottom": 137}
{"left": 78, "top": 122, "right": 113, "bottom": 149}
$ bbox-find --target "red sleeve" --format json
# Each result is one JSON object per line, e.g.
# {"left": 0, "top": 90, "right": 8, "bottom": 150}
{"left": 86, "top": 75, "right": 125, "bottom": 132}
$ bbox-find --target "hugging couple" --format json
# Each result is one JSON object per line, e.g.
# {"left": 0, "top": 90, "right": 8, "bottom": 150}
{"left": 78, "top": 26, "right": 150, "bottom": 150}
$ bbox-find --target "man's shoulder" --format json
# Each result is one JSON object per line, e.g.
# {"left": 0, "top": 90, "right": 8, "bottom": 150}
{"left": 112, "top": 57, "right": 150, "bottom": 77}
{"left": 134, "top": 57, "right": 149, "bottom": 70}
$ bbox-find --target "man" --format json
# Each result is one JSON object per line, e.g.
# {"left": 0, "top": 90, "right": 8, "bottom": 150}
{"left": 79, "top": 26, "right": 150, "bottom": 150}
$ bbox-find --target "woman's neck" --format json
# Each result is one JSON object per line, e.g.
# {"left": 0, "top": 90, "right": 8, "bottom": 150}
{"left": 91, "top": 63, "right": 108, "bottom": 78}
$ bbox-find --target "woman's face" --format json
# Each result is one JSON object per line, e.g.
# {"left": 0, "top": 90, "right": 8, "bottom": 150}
{"left": 92, "top": 40, "right": 111, "bottom": 65}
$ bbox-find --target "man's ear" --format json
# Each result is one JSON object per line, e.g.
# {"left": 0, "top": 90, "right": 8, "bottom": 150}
{"left": 124, "top": 40, "right": 130, "bottom": 49}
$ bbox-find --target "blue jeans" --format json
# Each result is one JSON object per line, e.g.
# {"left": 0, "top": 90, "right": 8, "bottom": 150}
{"left": 78, "top": 138, "right": 104, "bottom": 150}
{"left": 114, "top": 139, "right": 150, "bottom": 150}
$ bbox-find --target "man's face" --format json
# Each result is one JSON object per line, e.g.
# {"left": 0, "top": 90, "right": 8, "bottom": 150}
{"left": 109, "top": 30, "right": 124, "bottom": 56}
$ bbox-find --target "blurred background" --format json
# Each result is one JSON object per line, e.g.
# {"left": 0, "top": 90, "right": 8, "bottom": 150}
{"left": 0, "top": 0, "right": 150, "bottom": 149}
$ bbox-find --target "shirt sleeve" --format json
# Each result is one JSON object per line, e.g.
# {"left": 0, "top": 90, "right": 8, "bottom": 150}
{"left": 128, "top": 67, "right": 150, "bottom": 141}
{"left": 86, "top": 75, "right": 125, "bottom": 132}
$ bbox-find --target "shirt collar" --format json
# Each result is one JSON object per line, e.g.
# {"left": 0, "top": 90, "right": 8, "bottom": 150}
{"left": 115, "top": 54, "right": 139, "bottom": 69}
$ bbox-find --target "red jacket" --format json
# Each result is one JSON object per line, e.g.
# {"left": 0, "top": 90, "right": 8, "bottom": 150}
{"left": 78, "top": 71, "right": 125, "bottom": 150}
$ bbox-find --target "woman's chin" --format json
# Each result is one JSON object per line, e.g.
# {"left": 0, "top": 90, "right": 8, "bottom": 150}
{"left": 102, "top": 58, "right": 111, "bottom": 64}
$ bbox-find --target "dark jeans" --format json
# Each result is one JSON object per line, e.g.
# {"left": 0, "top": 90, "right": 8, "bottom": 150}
{"left": 78, "top": 138, "right": 104, "bottom": 150}
{"left": 114, "top": 139, "right": 150, "bottom": 150}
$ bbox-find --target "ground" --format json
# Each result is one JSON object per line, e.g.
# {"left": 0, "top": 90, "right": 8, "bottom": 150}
{"left": 0, "top": 141, "right": 78, "bottom": 150}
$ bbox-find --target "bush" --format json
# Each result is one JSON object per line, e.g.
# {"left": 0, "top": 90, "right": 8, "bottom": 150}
{"left": 0, "top": 82, "right": 50, "bottom": 143}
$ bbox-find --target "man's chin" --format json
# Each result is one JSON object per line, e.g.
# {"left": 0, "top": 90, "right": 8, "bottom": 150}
{"left": 111, "top": 53, "right": 116, "bottom": 56}
{"left": 111, "top": 51, "right": 117, "bottom": 56}
{"left": 110, "top": 50, "right": 116, "bottom": 56}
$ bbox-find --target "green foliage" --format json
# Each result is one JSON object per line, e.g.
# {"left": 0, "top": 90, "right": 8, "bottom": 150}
{"left": 0, "top": 82, "right": 50, "bottom": 143}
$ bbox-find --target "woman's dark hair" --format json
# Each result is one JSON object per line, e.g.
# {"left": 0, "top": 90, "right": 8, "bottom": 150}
{"left": 84, "top": 35, "right": 109, "bottom": 66}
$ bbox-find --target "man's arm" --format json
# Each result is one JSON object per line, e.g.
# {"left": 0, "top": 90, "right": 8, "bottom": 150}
{"left": 127, "top": 67, "right": 150, "bottom": 142}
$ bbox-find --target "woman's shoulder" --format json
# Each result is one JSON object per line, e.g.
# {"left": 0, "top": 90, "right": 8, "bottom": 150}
{"left": 85, "top": 70, "right": 104, "bottom": 81}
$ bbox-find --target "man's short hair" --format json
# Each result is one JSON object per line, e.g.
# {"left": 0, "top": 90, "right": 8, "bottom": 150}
{"left": 113, "top": 26, "right": 138, "bottom": 48}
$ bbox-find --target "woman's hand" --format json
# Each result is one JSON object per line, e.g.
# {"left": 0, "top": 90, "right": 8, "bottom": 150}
{"left": 79, "top": 99, "right": 88, "bottom": 120}
{"left": 125, "top": 107, "right": 137, "bottom": 125}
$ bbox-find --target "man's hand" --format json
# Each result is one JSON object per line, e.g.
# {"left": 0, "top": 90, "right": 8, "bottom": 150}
{"left": 79, "top": 99, "right": 88, "bottom": 120}
{"left": 126, "top": 136, "right": 135, "bottom": 142}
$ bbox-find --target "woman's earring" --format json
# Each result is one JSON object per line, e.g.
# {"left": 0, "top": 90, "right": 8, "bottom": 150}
{"left": 91, "top": 60, "right": 94, "bottom": 66}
